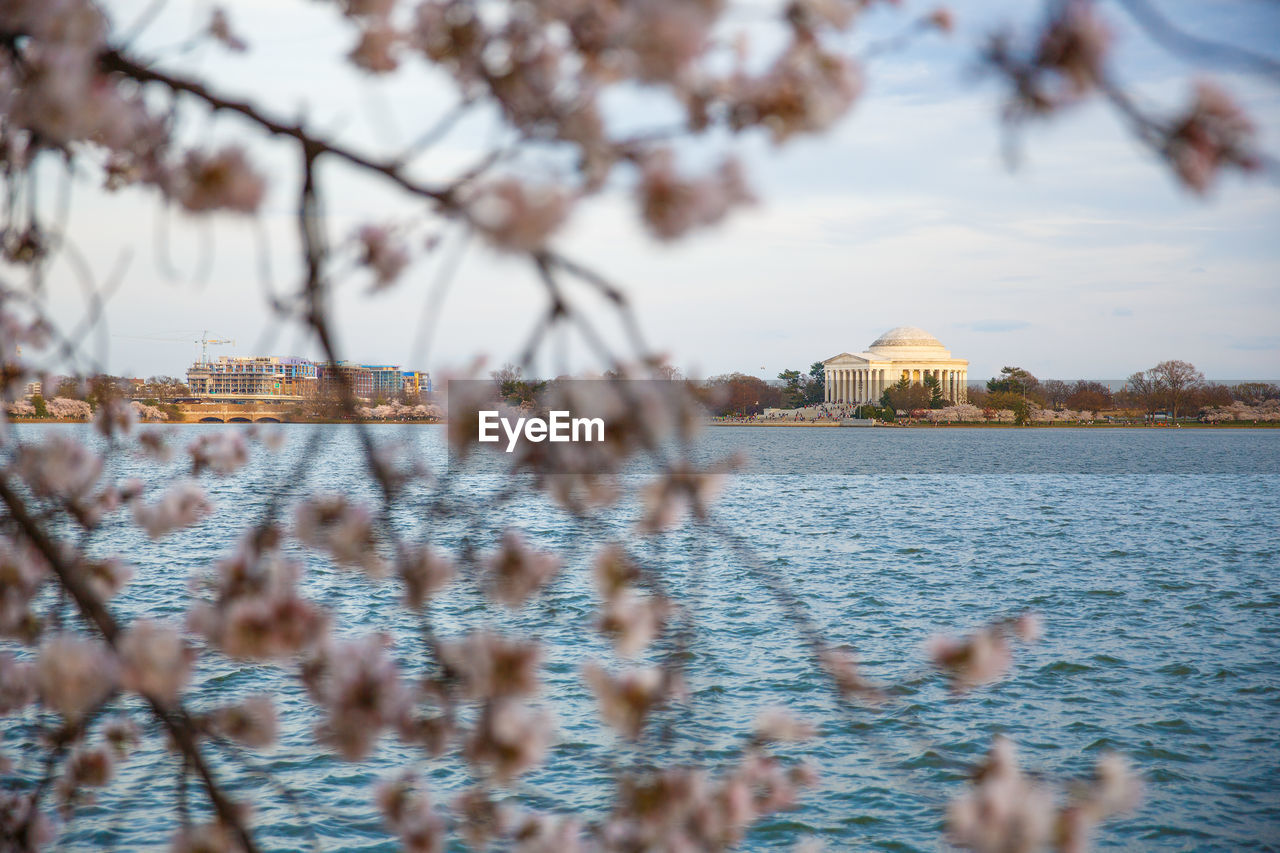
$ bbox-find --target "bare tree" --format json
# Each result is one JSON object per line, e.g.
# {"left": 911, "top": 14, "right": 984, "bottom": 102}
{"left": 1123, "top": 369, "right": 1159, "bottom": 422}
{"left": 1150, "top": 359, "right": 1206, "bottom": 423}
{"left": 1041, "top": 380, "right": 1072, "bottom": 410}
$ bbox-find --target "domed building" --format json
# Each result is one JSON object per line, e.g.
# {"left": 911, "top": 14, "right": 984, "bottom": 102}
{"left": 822, "top": 326, "right": 968, "bottom": 404}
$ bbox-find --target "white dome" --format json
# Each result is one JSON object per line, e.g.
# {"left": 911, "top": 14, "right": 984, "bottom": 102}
{"left": 869, "top": 326, "right": 944, "bottom": 349}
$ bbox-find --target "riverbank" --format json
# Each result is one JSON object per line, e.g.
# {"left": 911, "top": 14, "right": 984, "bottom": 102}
{"left": 6, "top": 417, "right": 445, "bottom": 426}
{"left": 706, "top": 419, "right": 1280, "bottom": 428}
{"left": 10, "top": 417, "right": 1279, "bottom": 429}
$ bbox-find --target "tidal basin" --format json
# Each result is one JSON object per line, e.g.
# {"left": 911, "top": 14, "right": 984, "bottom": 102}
{"left": 11, "top": 424, "right": 1279, "bottom": 851}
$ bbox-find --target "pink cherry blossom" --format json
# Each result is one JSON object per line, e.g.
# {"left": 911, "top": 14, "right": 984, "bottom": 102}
{"left": 132, "top": 481, "right": 213, "bottom": 538}
{"left": 294, "top": 494, "right": 387, "bottom": 576}
{"left": 462, "top": 699, "right": 552, "bottom": 782}
{"left": 187, "top": 530, "right": 330, "bottom": 661}
{"left": 306, "top": 634, "right": 411, "bottom": 761}
{"left": 597, "top": 590, "right": 667, "bottom": 657}
{"left": 356, "top": 225, "right": 411, "bottom": 289}
{"left": 209, "top": 7, "right": 248, "bottom": 52}
{"left": 376, "top": 772, "right": 445, "bottom": 853}
{"left": 15, "top": 434, "right": 102, "bottom": 501}
{"left": 397, "top": 546, "right": 456, "bottom": 608}
{"left": 189, "top": 431, "right": 250, "bottom": 476}
{"left": 175, "top": 147, "right": 266, "bottom": 215}
{"left": 438, "top": 630, "right": 542, "bottom": 700}
{"left": 636, "top": 150, "right": 753, "bottom": 241}
{"left": 583, "top": 661, "right": 667, "bottom": 739}
{"left": 35, "top": 633, "right": 118, "bottom": 721}
{"left": 466, "top": 178, "right": 573, "bottom": 252}
{"left": 118, "top": 619, "right": 195, "bottom": 702}
{"left": 203, "top": 695, "right": 279, "bottom": 748}
{"left": 486, "top": 530, "right": 561, "bottom": 607}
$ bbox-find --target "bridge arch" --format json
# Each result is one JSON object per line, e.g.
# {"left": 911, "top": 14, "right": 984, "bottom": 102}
{"left": 228, "top": 416, "right": 252, "bottom": 423}
{"left": 198, "top": 417, "right": 225, "bottom": 423}
{"left": 254, "top": 416, "right": 281, "bottom": 423}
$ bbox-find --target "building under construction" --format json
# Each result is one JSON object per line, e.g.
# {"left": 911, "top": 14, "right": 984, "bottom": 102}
{"left": 186, "top": 356, "right": 430, "bottom": 402}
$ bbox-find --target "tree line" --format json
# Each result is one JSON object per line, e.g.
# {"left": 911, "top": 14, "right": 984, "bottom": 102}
{"left": 964, "top": 361, "right": 1272, "bottom": 423}
{"left": 707, "top": 361, "right": 1277, "bottom": 421}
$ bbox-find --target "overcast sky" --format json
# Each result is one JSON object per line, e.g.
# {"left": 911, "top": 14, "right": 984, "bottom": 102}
{"left": 28, "top": 0, "right": 1280, "bottom": 382}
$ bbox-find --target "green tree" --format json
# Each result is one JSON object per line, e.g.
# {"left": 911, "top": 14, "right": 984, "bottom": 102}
{"left": 881, "top": 377, "right": 931, "bottom": 412}
{"left": 31, "top": 394, "right": 48, "bottom": 418}
{"left": 987, "top": 366, "right": 1039, "bottom": 398}
{"left": 804, "top": 362, "right": 827, "bottom": 406}
{"left": 923, "top": 373, "right": 945, "bottom": 409}
{"left": 777, "top": 369, "right": 805, "bottom": 408}
{"left": 987, "top": 391, "right": 1032, "bottom": 425}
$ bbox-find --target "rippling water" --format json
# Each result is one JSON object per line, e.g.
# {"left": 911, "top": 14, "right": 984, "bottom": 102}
{"left": 5, "top": 424, "right": 1279, "bottom": 851}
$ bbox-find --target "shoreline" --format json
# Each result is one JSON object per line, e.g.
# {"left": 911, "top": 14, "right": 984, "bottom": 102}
{"left": 9, "top": 418, "right": 1278, "bottom": 429}
{"left": 706, "top": 420, "right": 1280, "bottom": 429}
{"left": 6, "top": 418, "right": 445, "bottom": 426}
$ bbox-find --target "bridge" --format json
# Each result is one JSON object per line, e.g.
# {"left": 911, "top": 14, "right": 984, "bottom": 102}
{"left": 178, "top": 402, "right": 292, "bottom": 423}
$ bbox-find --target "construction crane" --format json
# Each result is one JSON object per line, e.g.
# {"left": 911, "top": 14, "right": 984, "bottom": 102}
{"left": 197, "top": 331, "right": 235, "bottom": 365}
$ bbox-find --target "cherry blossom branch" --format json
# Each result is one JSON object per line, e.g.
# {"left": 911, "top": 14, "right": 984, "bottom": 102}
{"left": 0, "top": 475, "right": 261, "bottom": 853}
{"left": 1110, "top": 0, "right": 1280, "bottom": 81}
{"left": 96, "top": 48, "right": 460, "bottom": 210}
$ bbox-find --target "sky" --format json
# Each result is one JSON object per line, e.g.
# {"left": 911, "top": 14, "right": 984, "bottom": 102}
{"left": 22, "top": 0, "right": 1280, "bottom": 383}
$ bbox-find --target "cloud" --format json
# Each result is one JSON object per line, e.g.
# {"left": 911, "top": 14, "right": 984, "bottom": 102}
{"left": 1228, "top": 337, "right": 1280, "bottom": 352}
{"left": 966, "top": 320, "right": 1032, "bottom": 333}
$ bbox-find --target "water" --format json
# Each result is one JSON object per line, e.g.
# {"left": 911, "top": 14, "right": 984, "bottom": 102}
{"left": 4, "top": 424, "right": 1279, "bottom": 851}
